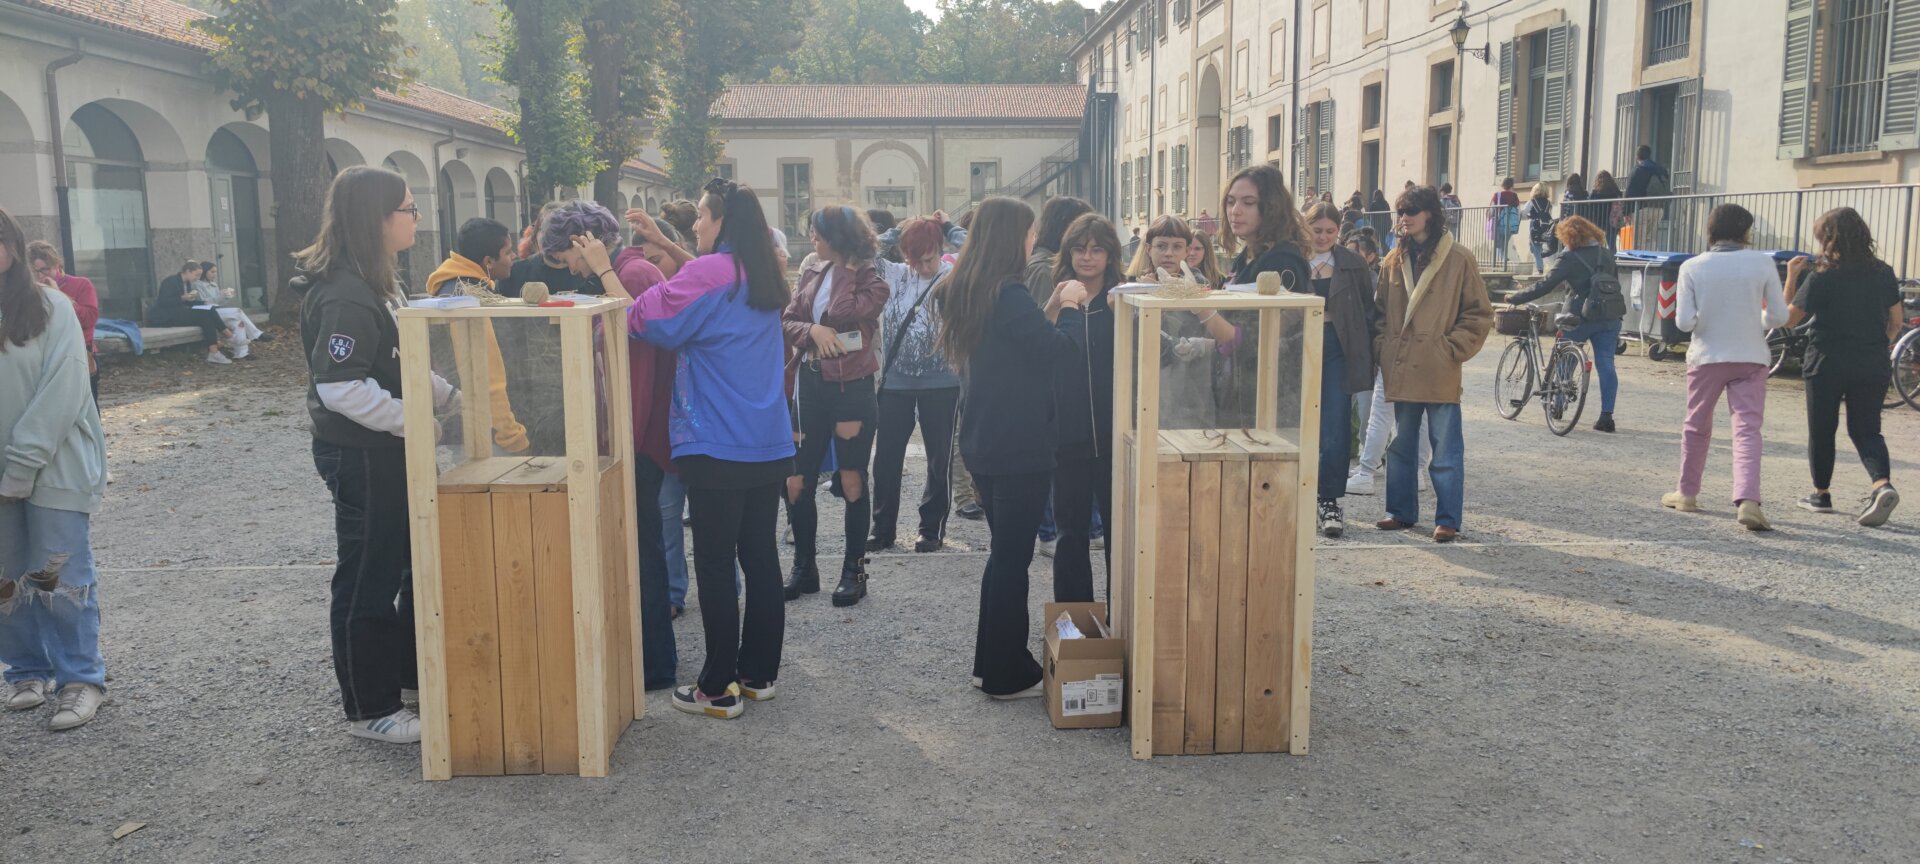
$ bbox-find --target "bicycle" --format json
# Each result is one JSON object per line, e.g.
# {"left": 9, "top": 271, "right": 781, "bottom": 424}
{"left": 1492, "top": 302, "right": 1592, "bottom": 436}
{"left": 1767, "top": 319, "right": 1812, "bottom": 377}
{"left": 1890, "top": 292, "right": 1920, "bottom": 411}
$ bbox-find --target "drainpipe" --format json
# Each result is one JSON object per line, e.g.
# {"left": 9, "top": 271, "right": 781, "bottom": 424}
{"left": 1578, "top": 0, "right": 1599, "bottom": 178}
{"left": 430, "top": 132, "right": 457, "bottom": 256}
{"left": 929, "top": 123, "right": 940, "bottom": 214}
{"left": 45, "top": 42, "right": 85, "bottom": 266}
{"left": 1290, "top": 0, "right": 1301, "bottom": 191}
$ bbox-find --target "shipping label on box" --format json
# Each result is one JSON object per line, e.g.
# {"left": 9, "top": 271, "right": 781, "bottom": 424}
{"left": 1059, "top": 673, "right": 1124, "bottom": 717}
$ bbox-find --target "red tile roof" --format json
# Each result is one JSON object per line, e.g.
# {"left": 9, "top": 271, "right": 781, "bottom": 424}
{"left": 622, "top": 158, "right": 668, "bottom": 182}
{"left": 715, "top": 84, "right": 1087, "bottom": 123}
{"left": 15, "top": 0, "right": 511, "bottom": 134}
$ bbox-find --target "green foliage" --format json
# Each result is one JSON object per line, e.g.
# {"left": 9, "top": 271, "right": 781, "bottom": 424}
{"left": 397, "top": 0, "right": 466, "bottom": 96}
{"left": 395, "top": 0, "right": 514, "bottom": 106}
{"left": 581, "top": 0, "right": 666, "bottom": 203}
{"left": 918, "top": 0, "right": 1085, "bottom": 84}
{"left": 497, "top": 0, "right": 598, "bottom": 205}
{"left": 769, "top": 0, "right": 930, "bottom": 85}
{"left": 657, "top": 0, "right": 804, "bottom": 196}
{"left": 193, "top": 0, "right": 411, "bottom": 115}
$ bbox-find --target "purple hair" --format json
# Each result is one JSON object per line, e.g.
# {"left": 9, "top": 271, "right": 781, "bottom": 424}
{"left": 539, "top": 199, "right": 621, "bottom": 259}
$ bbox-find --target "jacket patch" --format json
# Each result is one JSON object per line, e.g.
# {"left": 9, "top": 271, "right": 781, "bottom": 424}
{"left": 327, "top": 334, "right": 356, "bottom": 363}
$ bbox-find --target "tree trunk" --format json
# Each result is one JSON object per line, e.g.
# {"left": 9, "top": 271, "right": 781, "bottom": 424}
{"left": 266, "top": 93, "right": 328, "bottom": 328}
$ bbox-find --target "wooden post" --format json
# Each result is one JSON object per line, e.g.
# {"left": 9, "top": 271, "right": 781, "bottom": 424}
{"left": 1255, "top": 308, "right": 1282, "bottom": 428}
{"left": 399, "top": 315, "right": 453, "bottom": 781}
{"left": 602, "top": 308, "right": 647, "bottom": 720}
{"left": 1130, "top": 306, "right": 1163, "bottom": 761}
{"left": 1108, "top": 298, "right": 1137, "bottom": 632}
{"left": 1290, "top": 307, "right": 1324, "bottom": 755}
{"left": 559, "top": 316, "right": 611, "bottom": 777}
{"left": 458, "top": 319, "right": 494, "bottom": 461}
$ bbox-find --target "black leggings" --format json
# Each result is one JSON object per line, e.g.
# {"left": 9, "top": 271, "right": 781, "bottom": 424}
{"left": 871, "top": 386, "right": 959, "bottom": 544}
{"left": 788, "top": 367, "right": 878, "bottom": 566}
{"left": 1806, "top": 365, "right": 1894, "bottom": 490}
{"left": 687, "top": 481, "right": 785, "bottom": 697}
{"left": 1051, "top": 450, "right": 1110, "bottom": 603}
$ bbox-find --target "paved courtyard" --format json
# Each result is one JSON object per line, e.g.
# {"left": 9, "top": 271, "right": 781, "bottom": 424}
{"left": 6, "top": 335, "right": 1918, "bottom": 863}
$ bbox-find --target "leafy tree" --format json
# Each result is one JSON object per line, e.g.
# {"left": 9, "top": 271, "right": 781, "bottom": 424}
{"left": 397, "top": 0, "right": 466, "bottom": 96}
{"left": 497, "top": 0, "right": 598, "bottom": 209}
{"left": 424, "top": 0, "right": 515, "bottom": 106}
{"left": 657, "top": 0, "right": 804, "bottom": 196}
{"left": 919, "top": 0, "right": 1085, "bottom": 84}
{"left": 192, "top": 0, "right": 409, "bottom": 321}
{"left": 581, "top": 0, "right": 666, "bottom": 208}
{"left": 769, "top": 0, "right": 930, "bottom": 85}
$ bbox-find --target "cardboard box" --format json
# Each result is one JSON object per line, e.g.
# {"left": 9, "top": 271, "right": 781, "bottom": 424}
{"left": 1043, "top": 602, "right": 1127, "bottom": 729}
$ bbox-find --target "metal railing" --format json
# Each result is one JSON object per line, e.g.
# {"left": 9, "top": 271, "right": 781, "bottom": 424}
{"left": 1357, "top": 184, "right": 1920, "bottom": 277}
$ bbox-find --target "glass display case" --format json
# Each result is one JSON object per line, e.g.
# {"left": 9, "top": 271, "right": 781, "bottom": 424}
{"left": 395, "top": 296, "right": 642, "bottom": 779}
{"left": 1110, "top": 285, "right": 1324, "bottom": 758}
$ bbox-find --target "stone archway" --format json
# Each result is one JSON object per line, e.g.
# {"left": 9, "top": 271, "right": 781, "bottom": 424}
{"left": 206, "top": 123, "right": 271, "bottom": 306}
{"left": 484, "top": 167, "right": 517, "bottom": 225}
{"left": 0, "top": 89, "right": 47, "bottom": 236}
{"left": 852, "top": 140, "right": 930, "bottom": 217}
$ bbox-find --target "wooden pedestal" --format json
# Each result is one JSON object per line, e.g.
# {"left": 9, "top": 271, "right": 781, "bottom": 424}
{"left": 397, "top": 301, "right": 644, "bottom": 779}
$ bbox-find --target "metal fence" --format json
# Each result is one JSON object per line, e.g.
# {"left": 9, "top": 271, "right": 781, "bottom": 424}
{"left": 1356, "top": 183, "right": 1920, "bottom": 277}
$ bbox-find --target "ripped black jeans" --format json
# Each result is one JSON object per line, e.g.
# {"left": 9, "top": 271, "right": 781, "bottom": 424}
{"left": 787, "top": 367, "right": 878, "bottom": 568}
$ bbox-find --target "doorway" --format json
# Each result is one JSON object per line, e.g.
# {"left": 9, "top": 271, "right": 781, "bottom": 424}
{"left": 1361, "top": 140, "right": 1383, "bottom": 202}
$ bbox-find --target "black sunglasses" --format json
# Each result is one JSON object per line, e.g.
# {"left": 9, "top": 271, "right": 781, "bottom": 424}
{"left": 1395, "top": 208, "right": 1422, "bottom": 217}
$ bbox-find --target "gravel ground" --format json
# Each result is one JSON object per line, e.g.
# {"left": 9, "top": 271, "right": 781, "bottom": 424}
{"left": 5, "top": 332, "right": 1919, "bottom": 864}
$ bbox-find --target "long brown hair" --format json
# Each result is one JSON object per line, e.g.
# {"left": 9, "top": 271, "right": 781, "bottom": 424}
{"left": 1052, "top": 212, "right": 1124, "bottom": 294}
{"left": 935, "top": 197, "right": 1034, "bottom": 370}
{"left": 1220, "top": 164, "right": 1309, "bottom": 260}
{"left": 0, "top": 208, "right": 49, "bottom": 350}
{"left": 1811, "top": 206, "right": 1881, "bottom": 271}
{"left": 296, "top": 166, "right": 408, "bottom": 304}
{"left": 1188, "top": 228, "right": 1226, "bottom": 287}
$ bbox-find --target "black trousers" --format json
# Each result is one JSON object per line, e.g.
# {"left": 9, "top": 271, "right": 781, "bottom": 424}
{"left": 148, "top": 305, "right": 226, "bottom": 349}
{"left": 1806, "top": 365, "right": 1894, "bottom": 490}
{"left": 312, "top": 440, "right": 416, "bottom": 721}
{"left": 970, "top": 470, "right": 1050, "bottom": 696}
{"left": 1051, "top": 451, "right": 1110, "bottom": 604}
{"left": 687, "top": 481, "right": 785, "bottom": 697}
{"left": 633, "top": 457, "right": 677, "bottom": 691}
{"left": 871, "top": 386, "right": 959, "bottom": 544}
{"left": 789, "top": 368, "right": 878, "bottom": 566}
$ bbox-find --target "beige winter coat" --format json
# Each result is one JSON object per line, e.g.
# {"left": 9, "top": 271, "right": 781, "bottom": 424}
{"left": 1373, "top": 230, "right": 1494, "bottom": 404}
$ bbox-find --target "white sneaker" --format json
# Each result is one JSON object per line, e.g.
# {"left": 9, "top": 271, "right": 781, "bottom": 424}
{"left": 349, "top": 708, "right": 421, "bottom": 743}
{"left": 206, "top": 351, "right": 233, "bottom": 365}
{"left": 47, "top": 683, "right": 107, "bottom": 731}
{"left": 1037, "top": 538, "right": 1056, "bottom": 559}
{"left": 988, "top": 681, "right": 1044, "bottom": 701}
{"left": 1346, "top": 472, "right": 1375, "bottom": 496}
{"left": 5, "top": 679, "right": 48, "bottom": 711}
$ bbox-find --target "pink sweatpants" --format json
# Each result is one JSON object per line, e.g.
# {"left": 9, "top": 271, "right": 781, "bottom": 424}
{"left": 1678, "top": 362, "right": 1769, "bottom": 504}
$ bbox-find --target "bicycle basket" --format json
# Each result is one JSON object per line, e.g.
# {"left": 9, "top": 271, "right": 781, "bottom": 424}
{"left": 1495, "top": 307, "right": 1538, "bottom": 336}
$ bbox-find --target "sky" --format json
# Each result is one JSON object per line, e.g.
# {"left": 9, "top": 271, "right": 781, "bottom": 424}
{"left": 904, "top": 0, "right": 1099, "bottom": 19}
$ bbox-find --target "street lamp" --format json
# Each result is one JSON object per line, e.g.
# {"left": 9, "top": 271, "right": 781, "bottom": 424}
{"left": 1450, "top": 15, "right": 1489, "bottom": 63}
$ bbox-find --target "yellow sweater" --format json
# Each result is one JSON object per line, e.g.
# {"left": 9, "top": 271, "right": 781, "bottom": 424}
{"left": 425, "top": 255, "right": 530, "bottom": 453}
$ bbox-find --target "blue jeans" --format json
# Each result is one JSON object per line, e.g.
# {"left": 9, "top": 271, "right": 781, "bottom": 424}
{"left": 0, "top": 501, "right": 105, "bottom": 689}
{"left": 1561, "top": 319, "right": 1621, "bottom": 414}
{"left": 634, "top": 457, "right": 678, "bottom": 691}
{"left": 1386, "top": 402, "right": 1465, "bottom": 530}
{"left": 658, "top": 470, "right": 691, "bottom": 609}
{"left": 1317, "top": 326, "right": 1354, "bottom": 501}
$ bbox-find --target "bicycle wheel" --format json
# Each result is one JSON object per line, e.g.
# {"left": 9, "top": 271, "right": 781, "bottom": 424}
{"left": 1493, "top": 339, "right": 1533, "bottom": 420}
{"left": 1895, "top": 328, "right": 1920, "bottom": 411}
{"left": 1766, "top": 328, "right": 1791, "bottom": 377}
{"left": 1543, "top": 343, "right": 1591, "bottom": 436}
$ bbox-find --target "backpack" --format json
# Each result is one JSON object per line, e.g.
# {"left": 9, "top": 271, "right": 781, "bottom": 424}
{"left": 1569, "top": 249, "right": 1626, "bottom": 322}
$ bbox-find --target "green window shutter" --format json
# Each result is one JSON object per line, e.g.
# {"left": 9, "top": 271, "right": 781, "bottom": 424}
{"left": 1494, "top": 40, "right": 1515, "bottom": 179}
{"left": 1296, "top": 104, "right": 1312, "bottom": 192}
{"left": 1880, "top": 0, "right": 1920, "bottom": 151}
{"left": 1778, "top": 0, "right": 1816, "bottom": 159}
{"left": 1614, "top": 90, "right": 1642, "bottom": 178}
{"left": 1540, "top": 24, "right": 1574, "bottom": 182}
{"left": 1316, "top": 100, "right": 1335, "bottom": 198}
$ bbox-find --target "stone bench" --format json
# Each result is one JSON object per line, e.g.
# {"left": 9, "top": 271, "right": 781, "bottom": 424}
{"left": 96, "top": 326, "right": 204, "bottom": 356}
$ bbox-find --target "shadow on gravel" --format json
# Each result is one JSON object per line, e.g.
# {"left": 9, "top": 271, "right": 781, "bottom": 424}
{"left": 1435, "top": 544, "right": 1920, "bottom": 663}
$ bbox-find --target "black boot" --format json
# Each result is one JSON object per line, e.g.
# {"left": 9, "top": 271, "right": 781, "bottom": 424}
{"left": 831, "top": 558, "right": 869, "bottom": 607}
{"left": 783, "top": 558, "right": 819, "bottom": 601}
{"left": 1593, "top": 412, "right": 1616, "bottom": 433}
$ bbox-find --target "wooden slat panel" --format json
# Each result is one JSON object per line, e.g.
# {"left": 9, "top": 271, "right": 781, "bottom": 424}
{"left": 440, "top": 493, "right": 504, "bottom": 775}
{"left": 598, "top": 472, "right": 631, "bottom": 755}
{"left": 1289, "top": 310, "right": 1322, "bottom": 756}
{"left": 1213, "top": 460, "right": 1251, "bottom": 753}
{"left": 490, "top": 492, "right": 543, "bottom": 775}
{"left": 1151, "top": 460, "right": 1190, "bottom": 756}
{"left": 1243, "top": 460, "right": 1292, "bottom": 752}
{"left": 398, "top": 315, "right": 452, "bottom": 780}
{"left": 559, "top": 316, "right": 611, "bottom": 777}
{"left": 1276, "top": 461, "right": 1301, "bottom": 752}
{"left": 1182, "top": 460, "right": 1221, "bottom": 754}
{"left": 1129, "top": 308, "right": 1164, "bottom": 761}
{"left": 531, "top": 492, "right": 578, "bottom": 774}
{"left": 1112, "top": 434, "right": 1136, "bottom": 637}
{"left": 602, "top": 308, "right": 647, "bottom": 721}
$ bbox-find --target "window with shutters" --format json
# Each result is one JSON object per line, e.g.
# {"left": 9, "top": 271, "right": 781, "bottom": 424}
{"left": 1137, "top": 156, "right": 1150, "bottom": 218}
{"left": 1174, "top": 0, "right": 1190, "bottom": 27}
{"left": 1140, "top": 7, "right": 1154, "bottom": 56}
{"left": 1158, "top": 0, "right": 1171, "bottom": 40}
{"left": 780, "top": 161, "right": 812, "bottom": 239}
{"left": 1646, "top": 0, "right": 1692, "bottom": 65}
{"left": 1495, "top": 24, "right": 1574, "bottom": 182}
{"left": 1157, "top": 149, "right": 1168, "bottom": 214}
{"left": 1826, "top": 0, "right": 1895, "bottom": 154}
{"left": 1122, "top": 169, "right": 1133, "bottom": 219}
{"left": 1293, "top": 100, "right": 1334, "bottom": 195}
{"left": 1125, "top": 20, "right": 1135, "bottom": 64}
{"left": 1173, "top": 144, "right": 1190, "bottom": 214}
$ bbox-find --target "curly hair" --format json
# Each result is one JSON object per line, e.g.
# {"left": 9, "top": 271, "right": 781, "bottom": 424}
{"left": 1811, "top": 206, "right": 1880, "bottom": 270}
{"left": 539, "top": 199, "right": 621, "bottom": 260}
{"left": 1554, "top": 215, "right": 1607, "bottom": 249}
{"left": 1219, "top": 164, "right": 1309, "bottom": 260}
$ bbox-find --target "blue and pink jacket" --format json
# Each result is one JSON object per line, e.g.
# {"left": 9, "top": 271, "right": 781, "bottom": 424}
{"left": 627, "top": 248, "right": 795, "bottom": 465}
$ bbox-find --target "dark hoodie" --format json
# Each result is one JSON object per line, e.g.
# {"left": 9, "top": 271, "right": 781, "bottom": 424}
{"left": 1053, "top": 282, "right": 1114, "bottom": 458}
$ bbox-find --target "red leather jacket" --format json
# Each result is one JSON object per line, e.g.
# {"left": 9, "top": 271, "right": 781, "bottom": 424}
{"left": 783, "top": 258, "right": 890, "bottom": 382}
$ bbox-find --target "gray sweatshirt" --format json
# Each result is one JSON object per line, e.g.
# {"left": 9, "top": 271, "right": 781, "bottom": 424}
{"left": 1, "top": 286, "right": 108, "bottom": 513}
